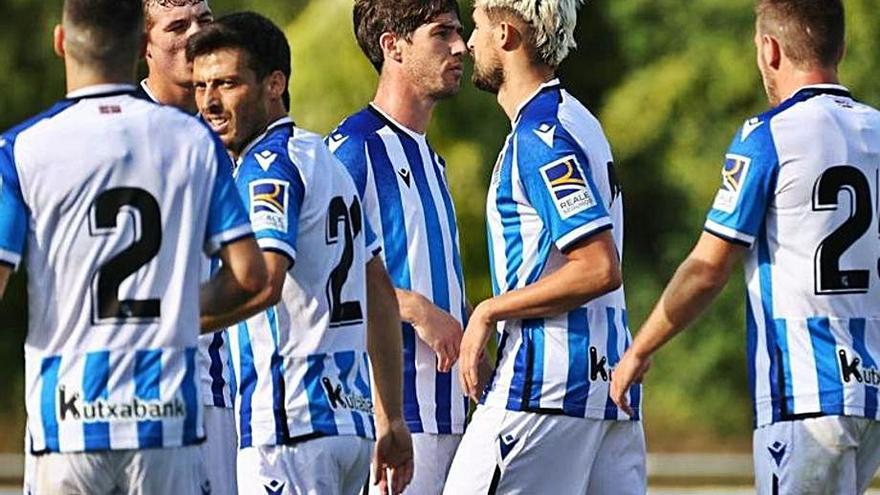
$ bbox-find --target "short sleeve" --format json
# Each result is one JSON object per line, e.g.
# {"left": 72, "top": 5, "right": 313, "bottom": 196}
{"left": 704, "top": 118, "right": 779, "bottom": 248}
{"left": 327, "top": 129, "right": 368, "bottom": 199}
{"left": 204, "top": 134, "right": 253, "bottom": 256}
{"left": 0, "top": 137, "right": 28, "bottom": 269}
{"left": 517, "top": 131, "right": 611, "bottom": 252}
{"left": 235, "top": 149, "right": 305, "bottom": 265}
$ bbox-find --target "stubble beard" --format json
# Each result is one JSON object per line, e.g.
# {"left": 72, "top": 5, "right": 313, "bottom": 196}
{"left": 472, "top": 60, "right": 504, "bottom": 94}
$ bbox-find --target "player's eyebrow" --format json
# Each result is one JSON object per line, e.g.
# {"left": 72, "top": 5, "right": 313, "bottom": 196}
{"left": 431, "top": 20, "right": 463, "bottom": 35}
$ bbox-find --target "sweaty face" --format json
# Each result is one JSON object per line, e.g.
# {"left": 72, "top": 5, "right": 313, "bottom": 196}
{"left": 468, "top": 8, "right": 504, "bottom": 94}
{"left": 145, "top": 2, "right": 213, "bottom": 86}
{"left": 193, "top": 48, "right": 269, "bottom": 157}
{"left": 399, "top": 12, "right": 466, "bottom": 100}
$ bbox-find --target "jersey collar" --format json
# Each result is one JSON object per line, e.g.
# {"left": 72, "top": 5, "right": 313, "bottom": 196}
{"left": 137, "top": 79, "right": 160, "bottom": 103}
{"left": 512, "top": 78, "right": 561, "bottom": 126}
{"left": 367, "top": 103, "right": 427, "bottom": 141}
{"left": 787, "top": 84, "right": 851, "bottom": 101}
{"left": 235, "top": 116, "right": 295, "bottom": 167}
{"left": 65, "top": 83, "right": 137, "bottom": 100}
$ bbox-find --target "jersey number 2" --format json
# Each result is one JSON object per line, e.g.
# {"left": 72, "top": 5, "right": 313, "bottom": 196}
{"left": 89, "top": 188, "right": 162, "bottom": 324}
{"left": 326, "top": 196, "right": 364, "bottom": 327}
{"left": 813, "top": 165, "right": 874, "bottom": 294}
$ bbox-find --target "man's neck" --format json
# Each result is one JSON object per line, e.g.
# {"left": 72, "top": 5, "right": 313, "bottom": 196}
{"left": 497, "top": 62, "right": 556, "bottom": 122}
{"left": 230, "top": 106, "right": 289, "bottom": 161}
{"left": 778, "top": 67, "right": 841, "bottom": 102}
{"left": 144, "top": 75, "right": 196, "bottom": 113}
{"left": 65, "top": 62, "right": 133, "bottom": 95}
{"left": 372, "top": 73, "right": 435, "bottom": 134}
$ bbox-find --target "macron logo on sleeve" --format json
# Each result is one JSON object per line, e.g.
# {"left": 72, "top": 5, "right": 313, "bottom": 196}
{"left": 740, "top": 117, "right": 764, "bottom": 142}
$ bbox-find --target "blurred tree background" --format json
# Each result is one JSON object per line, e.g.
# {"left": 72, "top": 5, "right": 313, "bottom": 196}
{"left": 0, "top": 0, "right": 878, "bottom": 452}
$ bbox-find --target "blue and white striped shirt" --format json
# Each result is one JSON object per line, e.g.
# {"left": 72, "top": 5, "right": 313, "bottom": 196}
{"left": 329, "top": 105, "right": 469, "bottom": 434}
{"left": 229, "top": 118, "right": 380, "bottom": 447}
{"left": 704, "top": 85, "right": 880, "bottom": 427}
{"left": 0, "top": 85, "right": 251, "bottom": 452}
{"left": 482, "top": 80, "right": 640, "bottom": 420}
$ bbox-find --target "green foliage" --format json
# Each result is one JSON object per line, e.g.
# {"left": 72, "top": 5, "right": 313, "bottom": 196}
{"left": 1, "top": 0, "right": 879, "bottom": 452}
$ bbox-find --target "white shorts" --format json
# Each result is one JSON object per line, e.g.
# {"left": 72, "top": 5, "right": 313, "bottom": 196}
{"left": 237, "top": 436, "right": 373, "bottom": 495}
{"left": 443, "top": 405, "right": 646, "bottom": 495}
{"left": 754, "top": 415, "right": 880, "bottom": 494}
{"left": 202, "top": 406, "right": 238, "bottom": 495}
{"left": 32, "top": 445, "right": 207, "bottom": 495}
{"left": 367, "top": 432, "right": 461, "bottom": 495}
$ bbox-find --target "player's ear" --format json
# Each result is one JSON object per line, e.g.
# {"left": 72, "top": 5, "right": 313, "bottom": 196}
{"left": 761, "top": 34, "right": 782, "bottom": 71}
{"left": 265, "top": 70, "right": 287, "bottom": 102}
{"left": 53, "top": 24, "right": 65, "bottom": 59}
{"left": 379, "top": 32, "right": 403, "bottom": 66}
{"left": 497, "top": 21, "right": 519, "bottom": 52}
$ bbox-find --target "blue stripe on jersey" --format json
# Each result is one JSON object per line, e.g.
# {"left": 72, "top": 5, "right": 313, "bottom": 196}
{"left": 397, "top": 133, "right": 454, "bottom": 432}
{"left": 808, "top": 317, "right": 845, "bottom": 414}
{"left": 563, "top": 308, "right": 589, "bottom": 417}
{"left": 226, "top": 340, "right": 237, "bottom": 408}
{"left": 850, "top": 319, "right": 878, "bottom": 418}
{"left": 486, "top": 221, "right": 501, "bottom": 296}
{"left": 334, "top": 351, "right": 365, "bottom": 437}
{"left": 757, "top": 233, "right": 784, "bottom": 422}
{"left": 745, "top": 293, "right": 759, "bottom": 423}
{"left": 355, "top": 354, "right": 376, "bottom": 435}
{"left": 266, "top": 307, "right": 290, "bottom": 443}
{"left": 40, "top": 357, "right": 62, "bottom": 452}
{"left": 524, "top": 233, "right": 553, "bottom": 286}
{"left": 498, "top": 153, "right": 523, "bottom": 291}
{"left": 525, "top": 320, "right": 545, "bottom": 410}
{"left": 82, "top": 351, "right": 110, "bottom": 450}
{"left": 429, "top": 153, "right": 468, "bottom": 322}
{"left": 237, "top": 322, "right": 257, "bottom": 448}
{"left": 366, "top": 139, "right": 421, "bottom": 432}
{"left": 134, "top": 350, "right": 163, "bottom": 448}
{"left": 304, "top": 356, "right": 338, "bottom": 435}
{"left": 776, "top": 319, "right": 795, "bottom": 416}
{"left": 507, "top": 325, "right": 529, "bottom": 410}
{"left": 208, "top": 332, "right": 227, "bottom": 407}
{"left": 605, "top": 308, "right": 621, "bottom": 420}
{"left": 181, "top": 348, "right": 200, "bottom": 445}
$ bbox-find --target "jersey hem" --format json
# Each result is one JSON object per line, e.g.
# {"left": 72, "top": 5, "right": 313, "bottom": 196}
{"left": 556, "top": 218, "right": 613, "bottom": 252}
{"left": 404, "top": 419, "right": 466, "bottom": 435}
{"left": 703, "top": 220, "right": 755, "bottom": 247}
{"left": 482, "top": 395, "right": 639, "bottom": 421}
{"left": 205, "top": 224, "right": 254, "bottom": 256}
{"left": 754, "top": 399, "right": 875, "bottom": 427}
{"left": 31, "top": 434, "right": 206, "bottom": 455}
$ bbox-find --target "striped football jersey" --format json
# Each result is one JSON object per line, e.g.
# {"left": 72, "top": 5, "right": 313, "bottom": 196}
{"left": 228, "top": 117, "right": 381, "bottom": 448}
{"left": 0, "top": 84, "right": 252, "bottom": 453}
{"left": 482, "top": 79, "right": 640, "bottom": 420}
{"left": 704, "top": 85, "right": 880, "bottom": 427}
{"left": 329, "top": 105, "right": 469, "bottom": 434}
{"left": 133, "top": 79, "right": 236, "bottom": 410}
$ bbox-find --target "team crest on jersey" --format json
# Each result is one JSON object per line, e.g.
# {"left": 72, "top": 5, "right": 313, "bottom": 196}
{"left": 250, "top": 179, "right": 289, "bottom": 233}
{"left": 539, "top": 155, "right": 596, "bottom": 219}
{"left": 712, "top": 154, "right": 751, "bottom": 213}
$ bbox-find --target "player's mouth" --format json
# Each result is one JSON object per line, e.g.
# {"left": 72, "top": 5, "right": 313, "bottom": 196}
{"left": 205, "top": 115, "right": 230, "bottom": 134}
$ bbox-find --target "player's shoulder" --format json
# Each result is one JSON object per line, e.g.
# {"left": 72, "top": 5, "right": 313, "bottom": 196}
{"left": 1, "top": 99, "right": 80, "bottom": 150}
{"left": 238, "top": 120, "right": 298, "bottom": 179}
{"left": 327, "top": 106, "right": 387, "bottom": 159}
{"left": 515, "top": 87, "right": 599, "bottom": 170}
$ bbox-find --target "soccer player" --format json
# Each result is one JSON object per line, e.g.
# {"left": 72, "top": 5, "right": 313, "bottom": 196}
{"left": 189, "top": 12, "right": 414, "bottom": 495}
{"left": 444, "top": 1, "right": 646, "bottom": 493}
{"left": 138, "top": 0, "right": 213, "bottom": 112}
{"left": 611, "top": 1, "right": 880, "bottom": 493}
{"left": 329, "top": 2, "right": 473, "bottom": 492}
{"left": 0, "top": 1, "right": 268, "bottom": 493}
{"left": 136, "top": 2, "right": 244, "bottom": 494}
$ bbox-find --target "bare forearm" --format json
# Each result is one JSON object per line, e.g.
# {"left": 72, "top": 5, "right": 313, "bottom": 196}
{"left": 631, "top": 256, "right": 731, "bottom": 357}
{"left": 395, "top": 288, "right": 426, "bottom": 326}
{"left": 369, "top": 262, "right": 404, "bottom": 424}
{"left": 200, "top": 266, "right": 269, "bottom": 333}
{"left": 0, "top": 266, "right": 10, "bottom": 299}
{"left": 479, "top": 258, "right": 619, "bottom": 324}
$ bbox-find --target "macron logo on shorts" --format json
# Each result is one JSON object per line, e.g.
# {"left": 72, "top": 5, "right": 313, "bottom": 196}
{"left": 768, "top": 441, "right": 786, "bottom": 467}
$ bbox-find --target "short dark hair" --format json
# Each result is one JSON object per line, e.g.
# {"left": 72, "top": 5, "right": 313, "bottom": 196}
{"left": 353, "top": 0, "right": 460, "bottom": 72}
{"left": 756, "top": 0, "right": 845, "bottom": 68}
{"left": 63, "top": 0, "right": 143, "bottom": 67}
{"left": 186, "top": 11, "right": 291, "bottom": 110}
